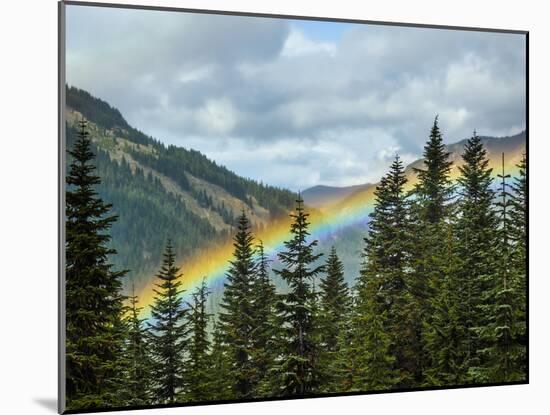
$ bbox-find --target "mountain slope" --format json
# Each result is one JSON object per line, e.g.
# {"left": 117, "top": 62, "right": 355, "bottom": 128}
{"left": 66, "top": 86, "right": 297, "bottom": 290}
{"left": 65, "top": 86, "right": 526, "bottom": 306}
{"left": 303, "top": 131, "right": 526, "bottom": 211}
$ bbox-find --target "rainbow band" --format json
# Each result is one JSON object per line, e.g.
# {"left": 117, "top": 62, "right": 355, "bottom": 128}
{"left": 136, "top": 147, "right": 525, "bottom": 316}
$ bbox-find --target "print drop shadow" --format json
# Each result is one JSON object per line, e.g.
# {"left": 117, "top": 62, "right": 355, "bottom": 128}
{"left": 34, "top": 398, "right": 57, "bottom": 412}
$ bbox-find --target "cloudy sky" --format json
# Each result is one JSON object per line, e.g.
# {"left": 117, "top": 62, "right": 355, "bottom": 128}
{"left": 66, "top": 5, "right": 526, "bottom": 191}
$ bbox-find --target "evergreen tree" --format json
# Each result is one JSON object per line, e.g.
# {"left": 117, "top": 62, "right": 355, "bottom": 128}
{"left": 123, "top": 285, "right": 153, "bottom": 406}
{"left": 66, "top": 85, "right": 298, "bottom": 291}
{"left": 185, "top": 279, "right": 213, "bottom": 402}
{"left": 409, "top": 117, "right": 455, "bottom": 383}
{"left": 272, "top": 195, "right": 324, "bottom": 395}
{"left": 412, "top": 116, "right": 454, "bottom": 224}
{"left": 208, "top": 321, "right": 233, "bottom": 400}
{"left": 353, "top": 292, "right": 397, "bottom": 391}
{"left": 148, "top": 240, "right": 188, "bottom": 404}
{"left": 318, "top": 246, "right": 350, "bottom": 391}
{"left": 481, "top": 154, "right": 524, "bottom": 382}
{"left": 360, "top": 156, "right": 416, "bottom": 387}
{"left": 218, "top": 211, "right": 257, "bottom": 399}
{"left": 250, "top": 241, "right": 277, "bottom": 396}
{"left": 509, "top": 153, "right": 527, "bottom": 374}
{"left": 454, "top": 132, "right": 498, "bottom": 382}
{"left": 422, "top": 223, "right": 469, "bottom": 385}
{"left": 509, "top": 154, "right": 527, "bottom": 278}
{"left": 65, "top": 119, "right": 127, "bottom": 409}
{"left": 331, "top": 294, "right": 360, "bottom": 392}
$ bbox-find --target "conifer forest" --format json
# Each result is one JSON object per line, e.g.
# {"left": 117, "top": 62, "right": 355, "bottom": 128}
{"left": 65, "top": 116, "right": 527, "bottom": 411}
{"left": 63, "top": 6, "right": 527, "bottom": 412}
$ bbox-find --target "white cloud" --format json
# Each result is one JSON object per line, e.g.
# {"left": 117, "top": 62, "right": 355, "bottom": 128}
{"left": 178, "top": 66, "right": 213, "bottom": 83}
{"left": 66, "top": 6, "right": 526, "bottom": 191}
{"left": 281, "top": 29, "right": 337, "bottom": 57}
{"left": 196, "top": 98, "right": 240, "bottom": 135}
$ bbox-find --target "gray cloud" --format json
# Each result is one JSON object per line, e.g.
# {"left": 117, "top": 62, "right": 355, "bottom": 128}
{"left": 66, "top": 5, "right": 526, "bottom": 190}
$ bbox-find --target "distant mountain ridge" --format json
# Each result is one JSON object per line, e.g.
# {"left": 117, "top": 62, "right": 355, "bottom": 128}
{"left": 303, "top": 130, "right": 526, "bottom": 210}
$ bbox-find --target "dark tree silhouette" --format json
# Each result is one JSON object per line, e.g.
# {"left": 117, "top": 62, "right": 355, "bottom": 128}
{"left": 65, "top": 119, "right": 127, "bottom": 409}
{"left": 218, "top": 211, "right": 257, "bottom": 398}
{"left": 149, "top": 240, "right": 188, "bottom": 404}
{"left": 272, "top": 195, "right": 324, "bottom": 395}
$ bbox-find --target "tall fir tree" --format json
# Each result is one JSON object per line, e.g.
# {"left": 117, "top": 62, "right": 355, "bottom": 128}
{"left": 148, "top": 240, "right": 188, "bottom": 404}
{"left": 481, "top": 154, "right": 524, "bottom": 382}
{"left": 318, "top": 246, "right": 350, "bottom": 391}
{"left": 355, "top": 156, "right": 413, "bottom": 388}
{"left": 509, "top": 153, "right": 527, "bottom": 375}
{"left": 218, "top": 211, "right": 257, "bottom": 399}
{"left": 509, "top": 153, "right": 527, "bottom": 282}
{"left": 455, "top": 132, "right": 498, "bottom": 382}
{"left": 250, "top": 241, "right": 277, "bottom": 396}
{"left": 409, "top": 117, "right": 455, "bottom": 383}
{"left": 123, "top": 285, "right": 153, "bottom": 406}
{"left": 412, "top": 116, "right": 454, "bottom": 224}
{"left": 272, "top": 194, "right": 324, "bottom": 395}
{"left": 185, "top": 279, "right": 213, "bottom": 402}
{"left": 331, "top": 293, "right": 360, "bottom": 392}
{"left": 65, "top": 119, "right": 128, "bottom": 409}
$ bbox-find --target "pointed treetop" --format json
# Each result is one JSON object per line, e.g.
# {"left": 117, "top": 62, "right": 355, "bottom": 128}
{"left": 296, "top": 190, "right": 304, "bottom": 206}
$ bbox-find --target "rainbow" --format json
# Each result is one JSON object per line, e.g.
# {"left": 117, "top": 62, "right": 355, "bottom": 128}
{"left": 136, "top": 146, "right": 525, "bottom": 317}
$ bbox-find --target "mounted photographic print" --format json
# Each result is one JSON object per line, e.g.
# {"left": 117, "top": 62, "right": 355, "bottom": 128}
{"left": 58, "top": 1, "right": 528, "bottom": 413}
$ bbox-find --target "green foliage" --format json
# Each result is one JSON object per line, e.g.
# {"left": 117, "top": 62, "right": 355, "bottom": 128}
{"left": 422, "top": 223, "right": 469, "bottom": 386}
{"left": 510, "top": 154, "right": 527, "bottom": 275}
{"left": 67, "top": 124, "right": 218, "bottom": 282}
{"left": 66, "top": 86, "right": 296, "bottom": 287}
{"left": 122, "top": 287, "right": 154, "bottom": 406}
{"left": 355, "top": 156, "right": 413, "bottom": 388}
{"left": 67, "top": 86, "right": 154, "bottom": 145}
{"left": 129, "top": 148, "right": 192, "bottom": 191}
{"left": 478, "top": 154, "right": 525, "bottom": 382}
{"left": 354, "top": 302, "right": 398, "bottom": 391}
{"left": 127, "top": 143, "right": 296, "bottom": 217}
{"left": 250, "top": 241, "right": 278, "bottom": 396}
{"left": 218, "top": 211, "right": 258, "bottom": 399}
{"left": 409, "top": 118, "right": 456, "bottom": 382}
{"left": 185, "top": 279, "right": 214, "bottom": 402}
{"left": 64, "top": 103, "right": 527, "bottom": 408}
{"left": 509, "top": 153, "right": 527, "bottom": 370}
{"left": 271, "top": 195, "right": 325, "bottom": 396}
{"left": 412, "top": 117, "right": 453, "bottom": 197}
{"left": 148, "top": 240, "right": 189, "bottom": 404}
{"left": 65, "top": 120, "right": 128, "bottom": 409}
{"left": 330, "top": 298, "right": 359, "bottom": 392}
{"left": 207, "top": 321, "right": 233, "bottom": 400}
{"left": 455, "top": 132, "right": 498, "bottom": 380}
{"left": 318, "top": 246, "right": 350, "bottom": 391}
{"left": 413, "top": 116, "right": 455, "bottom": 224}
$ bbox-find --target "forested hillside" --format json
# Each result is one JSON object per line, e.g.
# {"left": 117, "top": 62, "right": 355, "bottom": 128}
{"left": 65, "top": 116, "right": 527, "bottom": 411}
{"left": 66, "top": 86, "right": 297, "bottom": 289}
{"left": 302, "top": 130, "right": 526, "bottom": 285}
